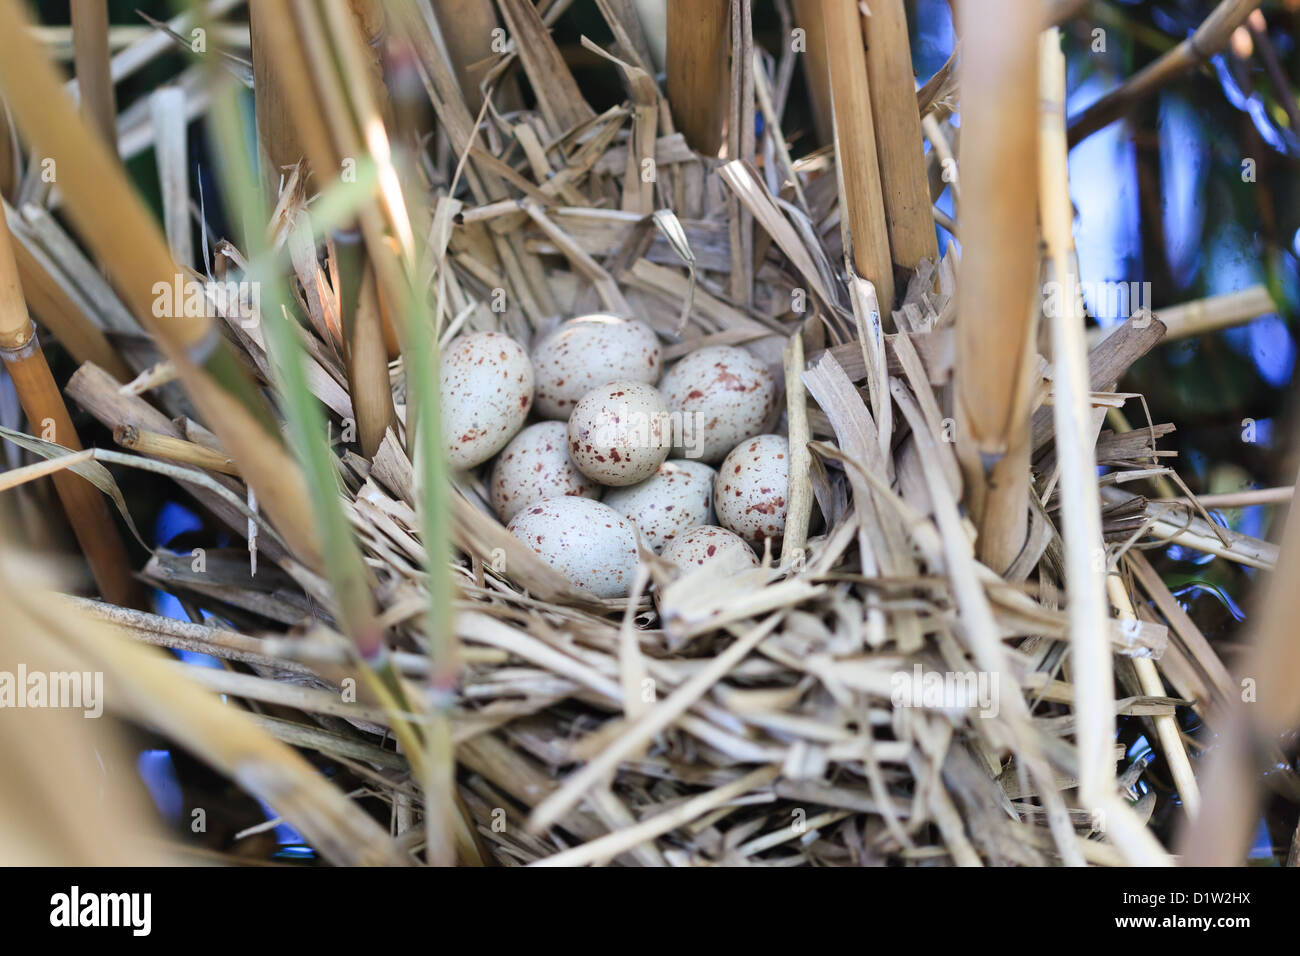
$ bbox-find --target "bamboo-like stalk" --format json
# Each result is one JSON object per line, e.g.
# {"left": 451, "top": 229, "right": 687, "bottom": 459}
{"left": 1163, "top": 486, "right": 1292, "bottom": 509}
{"left": 249, "top": 5, "right": 306, "bottom": 197}
{"left": 432, "top": 0, "right": 523, "bottom": 115}
{"left": 6, "top": 214, "right": 130, "bottom": 379}
{"left": 821, "top": 0, "right": 894, "bottom": 308}
{"left": 113, "top": 424, "right": 238, "bottom": 476}
{"left": 71, "top": 0, "right": 118, "bottom": 157}
{"left": 1069, "top": 0, "right": 1258, "bottom": 145}
{"left": 340, "top": 256, "right": 397, "bottom": 459}
{"left": 791, "top": 0, "right": 832, "bottom": 146}
{"left": 666, "top": 0, "right": 729, "bottom": 155}
{"left": 1090, "top": 284, "right": 1275, "bottom": 346}
{"left": 953, "top": 0, "right": 1039, "bottom": 572}
{"left": 861, "top": 0, "right": 938, "bottom": 271}
{"left": 0, "top": 208, "right": 136, "bottom": 606}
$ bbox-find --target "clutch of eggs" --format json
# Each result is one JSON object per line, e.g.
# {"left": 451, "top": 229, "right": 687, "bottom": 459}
{"left": 440, "top": 316, "right": 789, "bottom": 597}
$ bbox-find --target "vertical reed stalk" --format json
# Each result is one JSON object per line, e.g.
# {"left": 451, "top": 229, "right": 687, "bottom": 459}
{"left": 821, "top": 0, "right": 894, "bottom": 308}
{"left": 954, "top": 0, "right": 1039, "bottom": 572}
{"left": 791, "top": 0, "right": 832, "bottom": 145}
{"left": 0, "top": 208, "right": 136, "bottom": 606}
{"left": 71, "top": 0, "right": 118, "bottom": 157}
{"left": 666, "top": 0, "right": 729, "bottom": 155}
{"left": 861, "top": 0, "right": 937, "bottom": 271}
{"left": 1039, "top": 27, "right": 1146, "bottom": 837}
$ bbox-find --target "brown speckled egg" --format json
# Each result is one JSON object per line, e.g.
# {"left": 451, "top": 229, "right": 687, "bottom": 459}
{"left": 662, "top": 525, "right": 760, "bottom": 576}
{"left": 490, "top": 421, "right": 601, "bottom": 523}
{"left": 507, "top": 496, "right": 639, "bottom": 598}
{"left": 602, "top": 460, "right": 715, "bottom": 553}
{"left": 659, "top": 345, "right": 777, "bottom": 463}
{"left": 714, "top": 434, "right": 790, "bottom": 546}
{"left": 440, "top": 331, "right": 534, "bottom": 469}
{"left": 567, "top": 381, "right": 670, "bottom": 486}
{"left": 532, "top": 314, "right": 662, "bottom": 419}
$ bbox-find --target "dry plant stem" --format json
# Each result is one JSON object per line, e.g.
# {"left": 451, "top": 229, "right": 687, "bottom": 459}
{"left": 531, "top": 765, "right": 780, "bottom": 867}
{"left": 861, "top": 0, "right": 938, "bottom": 271}
{"left": 781, "top": 329, "right": 813, "bottom": 564}
{"left": 71, "top": 0, "right": 118, "bottom": 157}
{"left": 791, "top": 0, "right": 832, "bottom": 145}
{"left": 5, "top": 215, "right": 129, "bottom": 379}
{"left": 432, "top": 0, "right": 522, "bottom": 115}
{"left": 18, "top": 581, "right": 411, "bottom": 866}
{"left": 1089, "top": 284, "right": 1274, "bottom": 346}
{"left": 249, "top": 6, "right": 306, "bottom": 197}
{"left": 1163, "top": 486, "right": 1291, "bottom": 508}
{"left": 113, "top": 424, "right": 238, "bottom": 476}
{"left": 0, "top": 209, "right": 136, "bottom": 607}
{"left": 1038, "top": 28, "right": 1116, "bottom": 819}
{"left": 821, "top": 0, "right": 893, "bottom": 308}
{"left": 1107, "top": 573, "right": 1201, "bottom": 817}
{"left": 666, "top": 0, "right": 729, "bottom": 155}
{"left": 1068, "top": 0, "right": 1260, "bottom": 145}
{"left": 0, "top": 0, "right": 324, "bottom": 569}
{"left": 954, "top": 0, "right": 1039, "bottom": 572}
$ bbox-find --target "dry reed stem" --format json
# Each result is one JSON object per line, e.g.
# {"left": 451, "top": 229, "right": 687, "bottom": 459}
{"left": 666, "top": 0, "right": 729, "bottom": 155}
{"left": 113, "top": 424, "right": 238, "bottom": 475}
{"left": 0, "top": 207, "right": 136, "bottom": 606}
{"left": 821, "top": 0, "right": 894, "bottom": 308}
{"left": 1089, "top": 284, "right": 1275, "bottom": 346}
{"left": 791, "top": 0, "right": 832, "bottom": 145}
{"left": 433, "top": 0, "right": 522, "bottom": 115}
{"left": 861, "top": 0, "right": 938, "bottom": 271}
{"left": 1037, "top": 27, "right": 1118, "bottom": 820}
{"left": 71, "top": 0, "right": 118, "bottom": 157}
{"left": 954, "top": 0, "right": 1039, "bottom": 572}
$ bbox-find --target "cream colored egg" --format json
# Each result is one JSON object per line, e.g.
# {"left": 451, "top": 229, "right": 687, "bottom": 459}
{"left": 532, "top": 314, "right": 662, "bottom": 419}
{"left": 659, "top": 345, "right": 776, "bottom": 464}
{"left": 567, "top": 381, "right": 671, "bottom": 486}
{"left": 507, "top": 496, "right": 640, "bottom": 598}
{"left": 602, "top": 459, "right": 715, "bottom": 553}
{"left": 661, "top": 525, "right": 760, "bottom": 576}
{"left": 440, "top": 331, "right": 534, "bottom": 469}
{"left": 490, "top": 421, "right": 601, "bottom": 523}
{"left": 714, "top": 434, "right": 790, "bottom": 546}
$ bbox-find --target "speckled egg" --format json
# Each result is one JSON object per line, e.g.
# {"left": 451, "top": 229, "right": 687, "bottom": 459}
{"left": 440, "top": 331, "right": 534, "bottom": 469}
{"left": 567, "top": 381, "right": 671, "bottom": 486}
{"left": 532, "top": 314, "right": 662, "bottom": 419}
{"left": 662, "top": 525, "right": 760, "bottom": 576}
{"left": 659, "top": 345, "right": 777, "bottom": 463}
{"left": 602, "top": 460, "right": 715, "bottom": 553}
{"left": 714, "top": 434, "right": 790, "bottom": 546}
{"left": 507, "top": 496, "right": 640, "bottom": 598}
{"left": 490, "top": 421, "right": 601, "bottom": 522}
